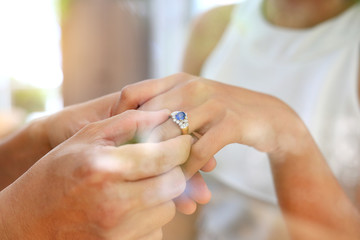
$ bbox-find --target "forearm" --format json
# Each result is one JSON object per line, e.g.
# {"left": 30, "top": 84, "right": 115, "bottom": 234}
{"left": 0, "top": 186, "right": 22, "bottom": 240}
{"left": 269, "top": 129, "right": 360, "bottom": 239}
{"left": 0, "top": 118, "right": 50, "bottom": 190}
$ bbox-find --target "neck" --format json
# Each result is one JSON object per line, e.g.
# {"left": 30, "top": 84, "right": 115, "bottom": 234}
{"left": 263, "top": 0, "right": 356, "bottom": 28}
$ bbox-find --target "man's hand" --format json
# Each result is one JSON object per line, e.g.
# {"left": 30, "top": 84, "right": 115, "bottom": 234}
{"left": 0, "top": 110, "right": 191, "bottom": 239}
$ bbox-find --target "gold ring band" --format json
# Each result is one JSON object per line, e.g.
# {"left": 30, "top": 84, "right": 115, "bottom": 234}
{"left": 181, "top": 126, "right": 189, "bottom": 135}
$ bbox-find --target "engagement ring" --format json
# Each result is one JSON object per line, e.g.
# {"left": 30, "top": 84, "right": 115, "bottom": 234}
{"left": 170, "top": 111, "right": 189, "bottom": 135}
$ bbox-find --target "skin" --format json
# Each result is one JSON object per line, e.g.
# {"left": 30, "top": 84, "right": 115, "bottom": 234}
{"left": 0, "top": 110, "right": 192, "bottom": 239}
{"left": 0, "top": 93, "right": 127, "bottom": 190}
{"left": 120, "top": 72, "right": 360, "bottom": 239}
{"left": 0, "top": 93, "right": 211, "bottom": 239}
{"left": 1, "top": 0, "right": 358, "bottom": 239}
{"left": 0, "top": 92, "right": 212, "bottom": 206}
{"left": 114, "top": 0, "right": 360, "bottom": 239}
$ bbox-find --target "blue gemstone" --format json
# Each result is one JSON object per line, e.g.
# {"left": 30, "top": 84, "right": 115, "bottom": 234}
{"left": 175, "top": 112, "right": 186, "bottom": 121}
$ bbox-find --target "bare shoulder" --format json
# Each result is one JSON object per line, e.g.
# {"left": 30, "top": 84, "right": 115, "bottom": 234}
{"left": 182, "top": 4, "right": 236, "bottom": 75}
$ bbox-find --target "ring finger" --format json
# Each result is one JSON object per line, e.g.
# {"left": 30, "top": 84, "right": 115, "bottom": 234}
{"left": 147, "top": 99, "right": 223, "bottom": 142}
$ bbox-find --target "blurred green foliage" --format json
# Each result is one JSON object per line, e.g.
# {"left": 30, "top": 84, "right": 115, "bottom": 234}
{"left": 11, "top": 79, "right": 47, "bottom": 113}
{"left": 56, "top": 0, "right": 72, "bottom": 22}
{"left": 12, "top": 88, "right": 46, "bottom": 113}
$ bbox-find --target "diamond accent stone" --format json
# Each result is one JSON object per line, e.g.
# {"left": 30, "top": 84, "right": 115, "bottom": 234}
{"left": 171, "top": 111, "right": 188, "bottom": 132}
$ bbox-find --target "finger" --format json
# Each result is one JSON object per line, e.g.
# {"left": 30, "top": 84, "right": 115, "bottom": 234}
{"left": 174, "top": 193, "right": 198, "bottom": 215}
{"left": 147, "top": 123, "right": 200, "bottom": 146}
{"left": 147, "top": 119, "right": 183, "bottom": 142}
{"left": 121, "top": 167, "right": 186, "bottom": 210}
{"left": 107, "top": 201, "right": 176, "bottom": 240}
{"left": 183, "top": 121, "right": 235, "bottom": 179}
{"left": 200, "top": 157, "right": 217, "bottom": 172}
{"left": 80, "top": 110, "right": 170, "bottom": 145}
{"left": 147, "top": 99, "right": 221, "bottom": 142}
{"left": 186, "top": 172, "right": 212, "bottom": 205}
{"left": 139, "top": 77, "right": 214, "bottom": 113}
{"left": 67, "top": 91, "right": 121, "bottom": 118}
{"left": 114, "top": 73, "right": 194, "bottom": 114}
{"left": 104, "top": 135, "right": 192, "bottom": 180}
{"left": 137, "top": 229, "right": 163, "bottom": 240}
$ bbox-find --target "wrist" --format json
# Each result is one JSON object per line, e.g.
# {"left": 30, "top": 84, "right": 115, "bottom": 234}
{"left": 269, "top": 115, "right": 312, "bottom": 162}
{"left": 0, "top": 118, "right": 51, "bottom": 189}
{"left": 28, "top": 117, "right": 52, "bottom": 153}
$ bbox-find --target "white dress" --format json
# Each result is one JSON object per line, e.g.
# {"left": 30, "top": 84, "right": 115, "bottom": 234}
{"left": 197, "top": 0, "right": 360, "bottom": 239}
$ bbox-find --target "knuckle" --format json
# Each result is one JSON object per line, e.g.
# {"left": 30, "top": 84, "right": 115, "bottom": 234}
{"left": 125, "top": 146, "right": 161, "bottom": 179}
{"left": 74, "top": 153, "right": 114, "bottom": 185}
{"left": 119, "top": 85, "right": 136, "bottom": 104}
{"left": 186, "top": 78, "right": 203, "bottom": 90}
{"left": 185, "top": 78, "right": 213, "bottom": 100}
{"left": 120, "top": 109, "right": 138, "bottom": 120}
{"left": 174, "top": 72, "right": 192, "bottom": 80}
{"left": 111, "top": 155, "right": 139, "bottom": 180}
{"left": 94, "top": 202, "right": 122, "bottom": 230}
{"left": 92, "top": 188, "right": 135, "bottom": 231}
{"left": 192, "top": 145, "right": 209, "bottom": 162}
{"left": 75, "top": 156, "right": 102, "bottom": 180}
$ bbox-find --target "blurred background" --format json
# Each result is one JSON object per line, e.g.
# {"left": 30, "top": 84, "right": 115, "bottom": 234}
{"left": 0, "top": 0, "right": 239, "bottom": 138}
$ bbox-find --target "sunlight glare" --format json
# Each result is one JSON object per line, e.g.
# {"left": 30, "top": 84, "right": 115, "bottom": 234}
{"left": 0, "top": 0, "right": 62, "bottom": 89}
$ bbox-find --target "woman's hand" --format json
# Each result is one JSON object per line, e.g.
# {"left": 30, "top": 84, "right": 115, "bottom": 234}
{"left": 109, "top": 73, "right": 307, "bottom": 214}
{"left": 0, "top": 110, "right": 192, "bottom": 240}
{"left": 113, "top": 73, "right": 360, "bottom": 239}
{"left": 115, "top": 73, "right": 306, "bottom": 177}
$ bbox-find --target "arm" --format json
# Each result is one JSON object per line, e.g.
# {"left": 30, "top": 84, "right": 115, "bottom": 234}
{"left": 269, "top": 120, "right": 360, "bottom": 239}
{"left": 182, "top": 5, "right": 234, "bottom": 75}
{"left": 0, "top": 92, "right": 126, "bottom": 190}
{"left": 0, "top": 110, "right": 190, "bottom": 239}
{"left": 0, "top": 119, "right": 50, "bottom": 190}
{"left": 0, "top": 89, "right": 212, "bottom": 218}
{"left": 120, "top": 73, "right": 360, "bottom": 239}
{"left": 269, "top": 56, "right": 360, "bottom": 239}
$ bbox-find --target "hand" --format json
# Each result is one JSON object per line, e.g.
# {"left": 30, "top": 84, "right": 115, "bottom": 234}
{"left": 0, "top": 110, "right": 191, "bottom": 240}
{"left": 109, "top": 73, "right": 307, "bottom": 214}
{"left": 42, "top": 92, "right": 124, "bottom": 149}
{"left": 115, "top": 73, "right": 306, "bottom": 175}
{"left": 0, "top": 93, "right": 128, "bottom": 183}
{"left": 113, "top": 74, "right": 360, "bottom": 240}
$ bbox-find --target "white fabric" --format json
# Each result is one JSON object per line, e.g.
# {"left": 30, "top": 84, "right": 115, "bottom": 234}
{"left": 201, "top": 0, "right": 360, "bottom": 206}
